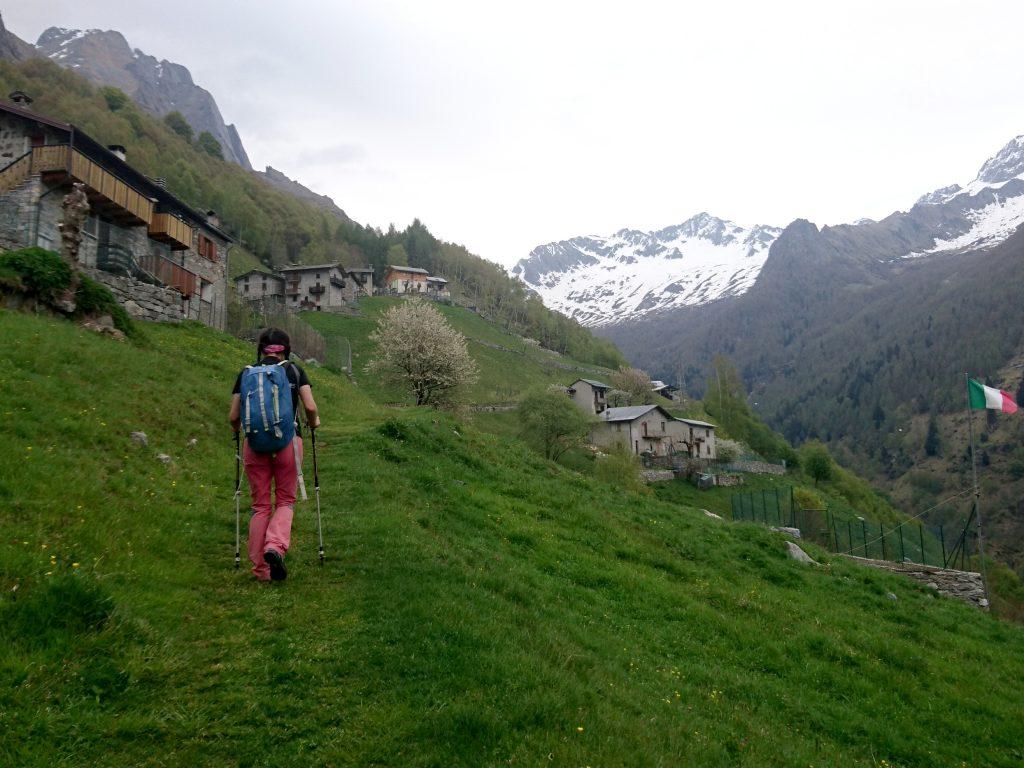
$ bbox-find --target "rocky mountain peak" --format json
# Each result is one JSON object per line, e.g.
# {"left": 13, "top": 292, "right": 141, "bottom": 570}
{"left": 976, "top": 135, "right": 1024, "bottom": 184}
{"left": 27, "top": 26, "right": 252, "bottom": 170}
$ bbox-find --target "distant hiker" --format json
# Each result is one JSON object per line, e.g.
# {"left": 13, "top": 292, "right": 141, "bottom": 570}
{"left": 230, "top": 328, "right": 320, "bottom": 581}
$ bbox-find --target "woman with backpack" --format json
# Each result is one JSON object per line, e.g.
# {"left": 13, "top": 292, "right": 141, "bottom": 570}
{"left": 229, "top": 328, "right": 320, "bottom": 581}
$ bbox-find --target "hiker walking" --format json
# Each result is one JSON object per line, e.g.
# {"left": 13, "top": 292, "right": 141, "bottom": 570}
{"left": 229, "top": 328, "right": 320, "bottom": 581}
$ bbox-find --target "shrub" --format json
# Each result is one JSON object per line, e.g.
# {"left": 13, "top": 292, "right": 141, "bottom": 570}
{"left": 595, "top": 443, "right": 649, "bottom": 495}
{"left": 74, "top": 275, "right": 138, "bottom": 339}
{"left": 793, "top": 487, "right": 824, "bottom": 511}
{"left": 518, "top": 387, "right": 592, "bottom": 461}
{"left": 801, "top": 442, "right": 834, "bottom": 486}
{"left": 0, "top": 247, "right": 71, "bottom": 302}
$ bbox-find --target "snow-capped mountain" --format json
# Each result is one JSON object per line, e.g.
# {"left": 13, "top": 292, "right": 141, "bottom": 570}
{"left": 517, "top": 134, "right": 1024, "bottom": 327}
{"left": 512, "top": 214, "right": 782, "bottom": 326}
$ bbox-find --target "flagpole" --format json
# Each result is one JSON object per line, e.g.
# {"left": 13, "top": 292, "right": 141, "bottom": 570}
{"left": 964, "top": 373, "right": 991, "bottom": 607}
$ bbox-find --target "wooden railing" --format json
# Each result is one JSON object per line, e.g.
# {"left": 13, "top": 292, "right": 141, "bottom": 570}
{"left": 31, "top": 145, "right": 154, "bottom": 225}
{"left": 137, "top": 252, "right": 198, "bottom": 298}
{"left": 0, "top": 151, "right": 33, "bottom": 195}
{"left": 149, "top": 212, "right": 193, "bottom": 250}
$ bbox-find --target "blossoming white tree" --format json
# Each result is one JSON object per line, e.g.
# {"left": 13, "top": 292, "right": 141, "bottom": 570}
{"left": 367, "top": 300, "right": 478, "bottom": 407}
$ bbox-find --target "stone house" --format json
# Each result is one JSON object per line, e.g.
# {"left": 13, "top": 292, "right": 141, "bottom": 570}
{"left": 0, "top": 92, "right": 232, "bottom": 329}
{"left": 234, "top": 269, "right": 285, "bottom": 306}
{"left": 383, "top": 265, "right": 430, "bottom": 294}
{"left": 278, "top": 263, "right": 356, "bottom": 311}
{"left": 426, "top": 275, "right": 450, "bottom": 299}
{"left": 667, "top": 417, "right": 717, "bottom": 459}
{"left": 347, "top": 266, "right": 375, "bottom": 297}
{"left": 591, "top": 404, "right": 717, "bottom": 458}
{"left": 567, "top": 378, "right": 611, "bottom": 415}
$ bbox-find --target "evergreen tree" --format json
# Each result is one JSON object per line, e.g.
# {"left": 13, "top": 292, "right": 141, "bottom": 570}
{"left": 163, "top": 111, "right": 193, "bottom": 143}
{"left": 924, "top": 414, "right": 941, "bottom": 457}
{"left": 196, "top": 131, "right": 223, "bottom": 159}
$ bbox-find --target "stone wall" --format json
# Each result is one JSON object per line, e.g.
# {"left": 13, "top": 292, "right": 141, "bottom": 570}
{"left": 715, "top": 474, "right": 744, "bottom": 487}
{"left": 82, "top": 267, "right": 183, "bottom": 323}
{"left": 641, "top": 469, "right": 675, "bottom": 483}
{"left": 841, "top": 555, "right": 988, "bottom": 608}
{"left": 0, "top": 175, "right": 39, "bottom": 251}
{"left": 721, "top": 460, "right": 787, "bottom": 476}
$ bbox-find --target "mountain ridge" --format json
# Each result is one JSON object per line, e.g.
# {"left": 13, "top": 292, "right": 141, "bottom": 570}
{"left": 519, "top": 132, "right": 1024, "bottom": 328}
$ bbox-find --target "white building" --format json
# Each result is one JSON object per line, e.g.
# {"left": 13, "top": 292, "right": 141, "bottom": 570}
{"left": 567, "top": 378, "right": 611, "bottom": 415}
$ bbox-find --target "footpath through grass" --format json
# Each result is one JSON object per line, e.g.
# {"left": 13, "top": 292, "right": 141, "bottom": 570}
{"left": 2, "top": 311, "right": 1024, "bottom": 767}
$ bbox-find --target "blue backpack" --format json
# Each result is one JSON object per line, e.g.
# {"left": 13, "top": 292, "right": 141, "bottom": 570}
{"left": 240, "top": 362, "right": 296, "bottom": 453}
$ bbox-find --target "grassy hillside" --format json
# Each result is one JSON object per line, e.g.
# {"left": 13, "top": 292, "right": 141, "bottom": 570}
{"left": 303, "top": 297, "right": 616, "bottom": 405}
{"left": 2, "top": 310, "right": 1024, "bottom": 766}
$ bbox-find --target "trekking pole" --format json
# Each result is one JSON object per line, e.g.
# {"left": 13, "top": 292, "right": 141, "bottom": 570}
{"left": 311, "top": 427, "right": 324, "bottom": 565}
{"left": 233, "top": 431, "right": 242, "bottom": 570}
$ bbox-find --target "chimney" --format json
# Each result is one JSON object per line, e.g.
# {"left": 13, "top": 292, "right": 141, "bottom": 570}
{"left": 107, "top": 144, "right": 127, "bottom": 161}
{"left": 9, "top": 90, "right": 32, "bottom": 109}
{"left": 206, "top": 209, "right": 220, "bottom": 228}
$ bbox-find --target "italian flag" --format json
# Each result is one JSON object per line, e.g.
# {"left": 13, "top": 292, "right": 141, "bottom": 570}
{"left": 968, "top": 378, "right": 1019, "bottom": 414}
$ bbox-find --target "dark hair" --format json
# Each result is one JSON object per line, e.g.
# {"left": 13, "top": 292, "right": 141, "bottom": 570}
{"left": 257, "top": 327, "right": 291, "bottom": 360}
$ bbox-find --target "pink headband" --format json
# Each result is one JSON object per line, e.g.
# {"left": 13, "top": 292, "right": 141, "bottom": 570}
{"left": 263, "top": 344, "right": 286, "bottom": 354}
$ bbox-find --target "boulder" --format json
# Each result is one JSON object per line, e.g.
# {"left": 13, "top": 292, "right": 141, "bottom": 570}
{"left": 703, "top": 510, "right": 723, "bottom": 520}
{"left": 771, "top": 526, "right": 802, "bottom": 539}
{"left": 155, "top": 453, "right": 172, "bottom": 464}
{"left": 130, "top": 431, "right": 148, "bottom": 447}
{"left": 785, "top": 541, "right": 818, "bottom": 565}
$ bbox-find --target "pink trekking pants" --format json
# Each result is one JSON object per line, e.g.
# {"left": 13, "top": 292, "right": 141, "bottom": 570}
{"left": 243, "top": 436, "right": 303, "bottom": 580}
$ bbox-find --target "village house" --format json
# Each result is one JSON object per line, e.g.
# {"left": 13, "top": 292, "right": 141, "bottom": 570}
{"left": 383, "top": 265, "right": 430, "bottom": 294}
{"left": 0, "top": 91, "right": 232, "bottom": 329}
{"left": 233, "top": 269, "right": 285, "bottom": 306}
{"left": 426, "top": 275, "right": 450, "bottom": 299}
{"left": 567, "top": 378, "right": 611, "bottom": 415}
{"left": 651, "top": 380, "right": 679, "bottom": 400}
{"left": 347, "top": 266, "right": 375, "bottom": 297}
{"left": 585, "top": 402, "right": 717, "bottom": 459}
{"left": 278, "top": 263, "right": 357, "bottom": 311}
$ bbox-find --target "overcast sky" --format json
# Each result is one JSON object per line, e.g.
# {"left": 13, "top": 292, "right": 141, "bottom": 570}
{"left": 8, "top": 1, "right": 1024, "bottom": 266}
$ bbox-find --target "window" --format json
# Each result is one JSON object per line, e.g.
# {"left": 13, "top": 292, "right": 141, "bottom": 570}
{"left": 197, "top": 234, "right": 218, "bottom": 262}
{"left": 661, "top": 422, "right": 665, "bottom": 432}
{"left": 84, "top": 216, "right": 98, "bottom": 238}
{"left": 244, "top": 284, "right": 250, "bottom": 293}
{"left": 315, "top": 273, "right": 321, "bottom": 279}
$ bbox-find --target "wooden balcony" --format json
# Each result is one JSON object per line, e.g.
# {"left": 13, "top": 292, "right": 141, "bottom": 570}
{"left": 137, "top": 252, "right": 198, "bottom": 298}
{"left": 309, "top": 284, "right": 326, "bottom": 296}
{"left": 32, "top": 145, "right": 154, "bottom": 226}
{"left": 149, "top": 212, "right": 193, "bottom": 250}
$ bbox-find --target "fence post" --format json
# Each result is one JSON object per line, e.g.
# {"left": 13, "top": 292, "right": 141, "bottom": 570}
{"left": 774, "top": 490, "right": 781, "bottom": 525}
{"left": 880, "top": 523, "right": 886, "bottom": 561}
{"left": 940, "top": 525, "right": 946, "bottom": 568}
{"left": 790, "top": 486, "right": 795, "bottom": 527}
{"left": 847, "top": 521, "right": 853, "bottom": 554}
{"left": 861, "top": 519, "right": 868, "bottom": 557}
{"left": 919, "top": 525, "right": 926, "bottom": 566}
{"left": 898, "top": 526, "right": 905, "bottom": 562}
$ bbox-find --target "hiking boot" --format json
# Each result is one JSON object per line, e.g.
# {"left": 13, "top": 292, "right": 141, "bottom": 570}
{"left": 264, "top": 549, "right": 287, "bottom": 581}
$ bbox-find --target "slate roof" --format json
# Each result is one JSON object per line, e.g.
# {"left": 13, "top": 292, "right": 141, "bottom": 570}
{"left": 599, "top": 405, "right": 669, "bottom": 422}
{"left": 572, "top": 378, "right": 611, "bottom": 390}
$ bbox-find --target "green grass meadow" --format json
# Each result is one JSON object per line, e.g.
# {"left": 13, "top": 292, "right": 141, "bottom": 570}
{"left": 2, "top": 311, "right": 1024, "bottom": 766}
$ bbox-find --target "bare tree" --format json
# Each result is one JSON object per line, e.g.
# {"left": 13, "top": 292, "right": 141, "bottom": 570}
{"left": 367, "top": 300, "right": 478, "bottom": 406}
